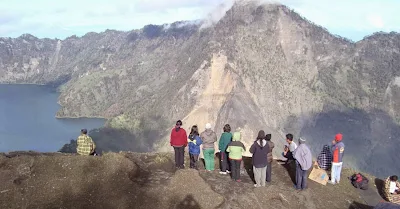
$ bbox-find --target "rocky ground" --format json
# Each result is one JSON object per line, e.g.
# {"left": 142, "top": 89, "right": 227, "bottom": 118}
{"left": 0, "top": 152, "right": 388, "bottom": 209}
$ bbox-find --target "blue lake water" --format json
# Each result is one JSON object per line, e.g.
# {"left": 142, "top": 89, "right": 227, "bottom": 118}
{"left": 0, "top": 84, "right": 105, "bottom": 152}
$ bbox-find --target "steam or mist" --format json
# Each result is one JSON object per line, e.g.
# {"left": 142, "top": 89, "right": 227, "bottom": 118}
{"left": 199, "top": 0, "right": 282, "bottom": 29}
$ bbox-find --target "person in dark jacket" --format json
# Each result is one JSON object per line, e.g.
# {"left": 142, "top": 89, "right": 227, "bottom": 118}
{"left": 219, "top": 124, "right": 233, "bottom": 175}
{"left": 170, "top": 120, "right": 188, "bottom": 169}
{"left": 317, "top": 145, "right": 332, "bottom": 170}
{"left": 188, "top": 125, "right": 203, "bottom": 170}
{"left": 250, "top": 130, "right": 270, "bottom": 187}
{"left": 265, "top": 134, "right": 275, "bottom": 182}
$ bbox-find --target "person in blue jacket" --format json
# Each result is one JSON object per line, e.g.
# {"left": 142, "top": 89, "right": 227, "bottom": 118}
{"left": 188, "top": 125, "right": 203, "bottom": 169}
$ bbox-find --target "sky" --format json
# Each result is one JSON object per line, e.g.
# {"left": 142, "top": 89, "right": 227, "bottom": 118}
{"left": 0, "top": 0, "right": 399, "bottom": 41}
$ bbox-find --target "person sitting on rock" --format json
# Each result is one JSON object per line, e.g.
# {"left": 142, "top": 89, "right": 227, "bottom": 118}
{"left": 218, "top": 124, "right": 233, "bottom": 175}
{"left": 226, "top": 132, "right": 246, "bottom": 182}
{"left": 316, "top": 145, "right": 332, "bottom": 171}
{"left": 200, "top": 123, "right": 217, "bottom": 171}
{"left": 188, "top": 125, "right": 202, "bottom": 170}
{"left": 384, "top": 175, "right": 400, "bottom": 204}
{"left": 293, "top": 138, "right": 312, "bottom": 191}
{"left": 250, "top": 130, "right": 270, "bottom": 187}
{"left": 282, "top": 134, "right": 297, "bottom": 164}
{"left": 76, "top": 129, "right": 96, "bottom": 156}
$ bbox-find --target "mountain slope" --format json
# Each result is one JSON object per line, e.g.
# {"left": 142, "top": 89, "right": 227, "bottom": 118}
{"left": 1, "top": 2, "right": 400, "bottom": 177}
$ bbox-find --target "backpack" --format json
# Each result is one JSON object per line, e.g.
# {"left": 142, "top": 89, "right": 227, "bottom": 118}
{"left": 350, "top": 173, "right": 369, "bottom": 190}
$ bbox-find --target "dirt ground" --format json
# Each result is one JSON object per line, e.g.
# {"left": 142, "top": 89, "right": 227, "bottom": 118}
{"left": 0, "top": 151, "right": 388, "bottom": 209}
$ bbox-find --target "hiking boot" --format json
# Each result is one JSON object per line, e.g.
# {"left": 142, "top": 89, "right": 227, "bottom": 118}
{"left": 219, "top": 171, "right": 227, "bottom": 175}
{"left": 226, "top": 171, "right": 231, "bottom": 174}
{"left": 254, "top": 184, "right": 260, "bottom": 188}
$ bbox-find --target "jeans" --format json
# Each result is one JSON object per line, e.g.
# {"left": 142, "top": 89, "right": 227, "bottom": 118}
{"left": 189, "top": 153, "right": 199, "bottom": 169}
{"left": 254, "top": 166, "right": 267, "bottom": 186}
{"left": 331, "top": 162, "right": 343, "bottom": 184}
{"left": 220, "top": 152, "right": 230, "bottom": 172}
{"left": 230, "top": 159, "right": 241, "bottom": 180}
{"left": 203, "top": 149, "right": 215, "bottom": 171}
{"left": 296, "top": 161, "right": 308, "bottom": 190}
{"left": 266, "top": 162, "right": 272, "bottom": 182}
{"left": 173, "top": 146, "right": 185, "bottom": 168}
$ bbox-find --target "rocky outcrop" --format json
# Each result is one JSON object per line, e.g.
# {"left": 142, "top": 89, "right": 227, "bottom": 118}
{"left": 0, "top": 152, "right": 382, "bottom": 209}
{"left": 1, "top": 2, "right": 400, "bottom": 176}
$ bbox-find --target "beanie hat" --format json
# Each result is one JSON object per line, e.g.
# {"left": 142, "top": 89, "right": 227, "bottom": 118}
{"left": 205, "top": 123, "right": 212, "bottom": 129}
{"left": 335, "top": 133, "right": 343, "bottom": 142}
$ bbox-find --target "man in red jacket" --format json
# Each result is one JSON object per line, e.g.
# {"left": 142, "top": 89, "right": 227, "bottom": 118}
{"left": 170, "top": 120, "right": 188, "bottom": 169}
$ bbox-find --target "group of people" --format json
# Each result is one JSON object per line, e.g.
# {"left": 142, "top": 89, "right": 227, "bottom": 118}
{"left": 169, "top": 119, "right": 346, "bottom": 189}
{"left": 74, "top": 121, "right": 400, "bottom": 205}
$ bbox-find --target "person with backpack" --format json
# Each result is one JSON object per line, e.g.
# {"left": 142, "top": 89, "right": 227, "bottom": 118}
{"left": 188, "top": 125, "right": 203, "bottom": 170}
{"left": 218, "top": 124, "right": 233, "bottom": 175}
{"left": 330, "top": 133, "right": 345, "bottom": 185}
{"left": 76, "top": 129, "right": 96, "bottom": 156}
{"left": 170, "top": 120, "right": 188, "bottom": 169}
{"left": 200, "top": 123, "right": 217, "bottom": 171}
{"left": 293, "top": 137, "right": 312, "bottom": 190}
{"left": 250, "top": 130, "right": 270, "bottom": 187}
{"left": 265, "top": 134, "right": 275, "bottom": 182}
{"left": 226, "top": 132, "right": 246, "bottom": 182}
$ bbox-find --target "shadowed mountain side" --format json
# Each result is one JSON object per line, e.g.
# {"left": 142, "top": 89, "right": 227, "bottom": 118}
{"left": 284, "top": 108, "right": 400, "bottom": 177}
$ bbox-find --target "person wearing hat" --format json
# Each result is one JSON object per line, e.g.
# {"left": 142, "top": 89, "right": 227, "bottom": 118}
{"left": 170, "top": 120, "right": 188, "bottom": 169}
{"left": 330, "top": 133, "right": 345, "bottom": 185}
{"left": 200, "top": 123, "right": 217, "bottom": 171}
{"left": 293, "top": 137, "right": 312, "bottom": 190}
{"left": 76, "top": 129, "right": 96, "bottom": 156}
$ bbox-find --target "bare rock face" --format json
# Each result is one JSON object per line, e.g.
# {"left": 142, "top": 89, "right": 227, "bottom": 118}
{"left": 1, "top": 2, "right": 400, "bottom": 176}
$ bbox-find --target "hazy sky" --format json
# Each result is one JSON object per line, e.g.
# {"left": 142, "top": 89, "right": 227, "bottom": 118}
{"left": 0, "top": 0, "right": 399, "bottom": 41}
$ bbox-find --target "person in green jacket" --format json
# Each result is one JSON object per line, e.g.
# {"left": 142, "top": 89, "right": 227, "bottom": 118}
{"left": 219, "top": 124, "right": 233, "bottom": 175}
{"left": 226, "top": 132, "right": 246, "bottom": 182}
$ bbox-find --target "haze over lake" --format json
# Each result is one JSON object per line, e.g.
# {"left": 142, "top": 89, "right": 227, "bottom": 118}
{"left": 0, "top": 84, "right": 105, "bottom": 152}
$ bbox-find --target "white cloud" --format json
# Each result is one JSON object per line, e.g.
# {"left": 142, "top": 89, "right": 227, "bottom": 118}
{"left": 367, "top": 15, "right": 385, "bottom": 29}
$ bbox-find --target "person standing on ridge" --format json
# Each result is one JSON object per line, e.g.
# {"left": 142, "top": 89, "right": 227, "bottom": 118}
{"left": 293, "top": 137, "right": 312, "bottom": 190}
{"left": 218, "top": 124, "right": 233, "bottom": 175}
{"left": 200, "top": 123, "right": 217, "bottom": 171}
{"left": 170, "top": 120, "right": 188, "bottom": 169}
{"left": 265, "top": 134, "right": 275, "bottom": 182}
{"left": 76, "top": 129, "right": 96, "bottom": 156}
{"left": 188, "top": 125, "right": 202, "bottom": 170}
{"left": 330, "top": 133, "right": 345, "bottom": 185}
{"left": 226, "top": 131, "right": 246, "bottom": 182}
{"left": 250, "top": 130, "right": 270, "bottom": 187}
{"left": 316, "top": 145, "right": 332, "bottom": 171}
